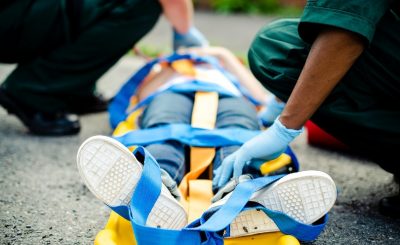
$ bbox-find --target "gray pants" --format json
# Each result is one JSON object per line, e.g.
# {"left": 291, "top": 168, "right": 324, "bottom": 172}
{"left": 139, "top": 92, "right": 259, "bottom": 191}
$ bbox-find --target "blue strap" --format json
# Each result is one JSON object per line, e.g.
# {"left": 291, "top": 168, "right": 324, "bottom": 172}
{"left": 128, "top": 146, "right": 202, "bottom": 245}
{"left": 127, "top": 81, "right": 241, "bottom": 114}
{"left": 256, "top": 207, "right": 328, "bottom": 242}
{"left": 111, "top": 125, "right": 298, "bottom": 220}
{"left": 129, "top": 147, "right": 162, "bottom": 224}
{"left": 187, "top": 175, "right": 327, "bottom": 242}
{"left": 186, "top": 175, "right": 284, "bottom": 231}
{"left": 114, "top": 124, "right": 260, "bottom": 147}
{"left": 125, "top": 147, "right": 326, "bottom": 244}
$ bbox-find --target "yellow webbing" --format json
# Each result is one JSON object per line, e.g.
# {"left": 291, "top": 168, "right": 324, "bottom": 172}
{"left": 179, "top": 91, "right": 219, "bottom": 222}
{"left": 171, "top": 60, "right": 197, "bottom": 77}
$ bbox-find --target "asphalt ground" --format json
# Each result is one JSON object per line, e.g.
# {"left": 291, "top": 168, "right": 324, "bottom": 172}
{"left": 1, "top": 12, "right": 399, "bottom": 245}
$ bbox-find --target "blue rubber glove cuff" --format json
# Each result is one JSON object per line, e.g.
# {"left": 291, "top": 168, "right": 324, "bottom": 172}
{"left": 272, "top": 117, "right": 304, "bottom": 143}
{"left": 258, "top": 96, "right": 285, "bottom": 127}
{"left": 173, "top": 26, "right": 209, "bottom": 51}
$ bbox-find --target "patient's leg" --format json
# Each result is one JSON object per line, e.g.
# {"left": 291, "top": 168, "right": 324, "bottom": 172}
{"left": 212, "top": 96, "right": 259, "bottom": 191}
{"left": 140, "top": 92, "right": 194, "bottom": 183}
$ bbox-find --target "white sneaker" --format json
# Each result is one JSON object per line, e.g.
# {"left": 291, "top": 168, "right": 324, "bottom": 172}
{"left": 76, "top": 135, "right": 187, "bottom": 230}
{"left": 210, "top": 171, "right": 337, "bottom": 237}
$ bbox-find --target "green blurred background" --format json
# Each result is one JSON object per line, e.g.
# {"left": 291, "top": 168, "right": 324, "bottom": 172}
{"left": 194, "top": 0, "right": 305, "bottom": 16}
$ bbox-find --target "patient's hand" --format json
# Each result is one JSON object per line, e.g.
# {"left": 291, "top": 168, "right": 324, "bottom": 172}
{"left": 136, "top": 66, "right": 176, "bottom": 101}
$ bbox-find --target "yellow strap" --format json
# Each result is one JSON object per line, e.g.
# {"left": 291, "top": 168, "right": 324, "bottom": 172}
{"left": 179, "top": 147, "right": 215, "bottom": 200}
{"left": 187, "top": 180, "right": 214, "bottom": 222}
{"left": 171, "top": 60, "right": 197, "bottom": 77}
{"left": 178, "top": 91, "right": 219, "bottom": 222}
{"left": 190, "top": 92, "right": 218, "bottom": 129}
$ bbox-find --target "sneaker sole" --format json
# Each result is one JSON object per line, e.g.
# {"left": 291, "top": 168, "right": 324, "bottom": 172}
{"left": 76, "top": 135, "right": 187, "bottom": 230}
{"left": 215, "top": 171, "right": 337, "bottom": 237}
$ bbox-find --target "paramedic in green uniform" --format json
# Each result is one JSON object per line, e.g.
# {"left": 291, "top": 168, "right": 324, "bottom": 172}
{"left": 215, "top": 1, "right": 400, "bottom": 217}
{"left": 0, "top": 0, "right": 207, "bottom": 135}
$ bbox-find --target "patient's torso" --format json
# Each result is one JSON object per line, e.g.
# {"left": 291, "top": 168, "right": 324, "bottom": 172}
{"left": 137, "top": 62, "right": 241, "bottom": 101}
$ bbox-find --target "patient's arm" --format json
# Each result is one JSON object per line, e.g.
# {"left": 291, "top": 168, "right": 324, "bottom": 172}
{"left": 136, "top": 66, "right": 176, "bottom": 101}
{"left": 181, "top": 47, "right": 269, "bottom": 103}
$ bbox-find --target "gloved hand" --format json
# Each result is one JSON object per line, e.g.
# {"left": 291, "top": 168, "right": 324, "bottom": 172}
{"left": 258, "top": 95, "right": 285, "bottom": 127}
{"left": 173, "top": 26, "right": 209, "bottom": 51}
{"left": 213, "top": 117, "right": 304, "bottom": 188}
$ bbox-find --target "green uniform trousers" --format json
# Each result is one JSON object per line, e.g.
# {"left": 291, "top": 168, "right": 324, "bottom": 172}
{"left": 0, "top": 0, "right": 161, "bottom": 112}
{"left": 249, "top": 11, "right": 400, "bottom": 175}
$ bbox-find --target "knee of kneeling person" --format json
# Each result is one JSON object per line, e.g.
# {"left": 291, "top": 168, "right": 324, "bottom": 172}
{"left": 248, "top": 19, "right": 306, "bottom": 102}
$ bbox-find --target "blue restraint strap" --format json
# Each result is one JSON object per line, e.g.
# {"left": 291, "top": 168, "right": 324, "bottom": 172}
{"left": 114, "top": 124, "right": 260, "bottom": 147}
{"left": 129, "top": 147, "right": 202, "bottom": 245}
{"left": 188, "top": 176, "right": 327, "bottom": 242}
{"left": 126, "top": 147, "right": 327, "bottom": 244}
{"left": 187, "top": 175, "right": 283, "bottom": 232}
{"left": 127, "top": 82, "right": 240, "bottom": 114}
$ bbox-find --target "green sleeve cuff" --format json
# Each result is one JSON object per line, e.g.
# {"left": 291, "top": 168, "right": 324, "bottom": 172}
{"left": 299, "top": 5, "right": 376, "bottom": 44}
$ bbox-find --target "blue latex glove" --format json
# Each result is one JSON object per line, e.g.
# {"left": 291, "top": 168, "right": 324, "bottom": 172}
{"left": 213, "top": 117, "right": 304, "bottom": 188}
{"left": 173, "top": 26, "right": 209, "bottom": 51}
{"left": 258, "top": 95, "right": 285, "bottom": 127}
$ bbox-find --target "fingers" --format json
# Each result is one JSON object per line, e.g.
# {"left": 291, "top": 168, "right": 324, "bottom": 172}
{"left": 233, "top": 154, "right": 246, "bottom": 178}
{"left": 217, "top": 154, "right": 235, "bottom": 188}
{"left": 212, "top": 167, "right": 222, "bottom": 187}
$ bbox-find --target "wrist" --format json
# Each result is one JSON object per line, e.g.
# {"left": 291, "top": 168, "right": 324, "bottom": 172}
{"left": 174, "top": 26, "right": 194, "bottom": 36}
{"left": 278, "top": 113, "right": 305, "bottom": 130}
{"left": 273, "top": 117, "right": 304, "bottom": 142}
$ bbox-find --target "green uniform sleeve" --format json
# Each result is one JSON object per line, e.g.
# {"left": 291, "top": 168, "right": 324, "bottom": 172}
{"left": 299, "top": 0, "right": 392, "bottom": 44}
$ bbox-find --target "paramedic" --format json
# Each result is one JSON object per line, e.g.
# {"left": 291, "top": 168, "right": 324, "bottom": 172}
{"left": 0, "top": 0, "right": 207, "bottom": 135}
{"left": 215, "top": 1, "right": 400, "bottom": 217}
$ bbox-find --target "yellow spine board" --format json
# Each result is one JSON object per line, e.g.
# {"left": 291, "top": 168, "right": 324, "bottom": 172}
{"left": 94, "top": 85, "right": 300, "bottom": 245}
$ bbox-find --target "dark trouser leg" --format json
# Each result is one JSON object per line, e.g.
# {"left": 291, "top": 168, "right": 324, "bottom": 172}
{"left": 1, "top": 0, "right": 161, "bottom": 112}
{"left": 212, "top": 96, "right": 260, "bottom": 192}
{"left": 140, "top": 92, "right": 194, "bottom": 184}
{"left": 248, "top": 18, "right": 400, "bottom": 176}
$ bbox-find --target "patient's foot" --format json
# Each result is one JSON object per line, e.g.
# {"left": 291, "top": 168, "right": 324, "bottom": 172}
{"left": 210, "top": 171, "right": 337, "bottom": 238}
{"left": 76, "top": 136, "right": 187, "bottom": 229}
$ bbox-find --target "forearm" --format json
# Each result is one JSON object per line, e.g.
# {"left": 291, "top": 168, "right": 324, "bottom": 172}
{"left": 159, "top": 0, "right": 192, "bottom": 34}
{"left": 279, "top": 28, "right": 365, "bottom": 129}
